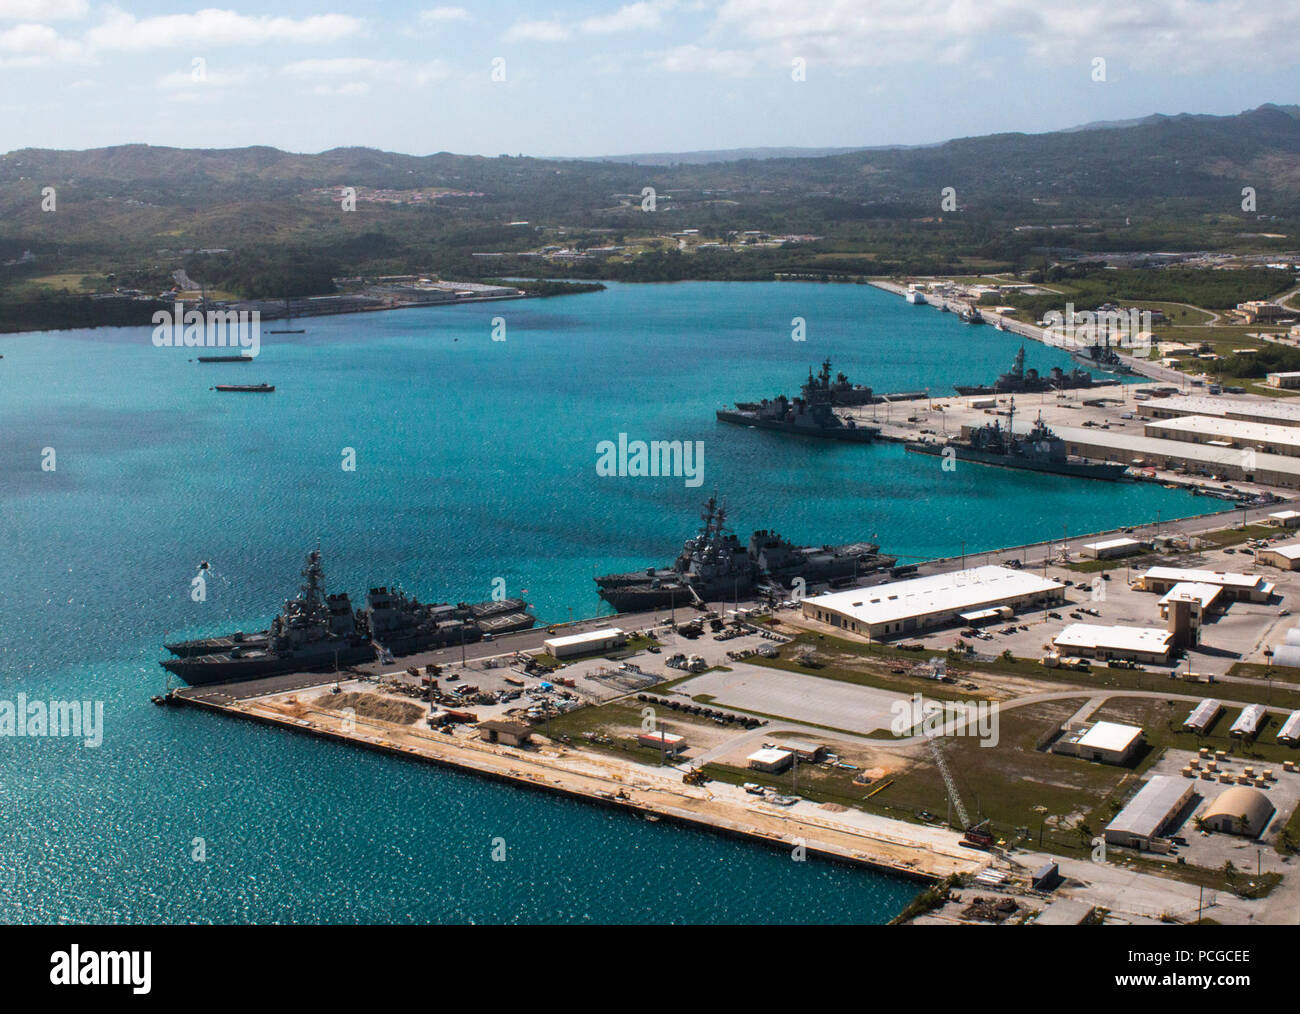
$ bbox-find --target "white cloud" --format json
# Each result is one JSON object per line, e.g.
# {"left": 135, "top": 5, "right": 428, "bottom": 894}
{"left": 85, "top": 8, "right": 364, "bottom": 52}
{"left": 155, "top": 66, "right": 251, "bottom": 89}
{"left": 580, "top": 1, "right": 675, "bottom": 35}
{"left": 653, "top": 42, "right": 757, "bottom": 76}
{"left": 507, "top": 1, "right": 676, "bottom": 43}
{"left": 704, "top": 0, "right": 1300, "bottom": 74}
{"left": 504, "top": 18, "right": 570, "bottom": 43}
{"left": 0, "top": 0, "right": 86, "bottom": 19}
{"left": 414, "top": 59, "right": 453, "bottom": 84}
{"left": 309, "top": 80, "right": 368, "bottom": 96}
{"left": 418, "top": 6, "right": 470, "bottom": 24}
{"left": 0, "top": 21, "right": 81, "bottom": 64}
{"left": 282, "top": 57, "right": 391, "bottom": 77}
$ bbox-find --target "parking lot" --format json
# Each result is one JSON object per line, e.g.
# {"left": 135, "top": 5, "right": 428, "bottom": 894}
{"left": 670, "top": 662, "right": 921, "bottom": 735}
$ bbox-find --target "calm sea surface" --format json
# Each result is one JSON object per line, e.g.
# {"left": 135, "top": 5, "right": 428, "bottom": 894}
{"left": 0, "top": 281, "right": 1207, "bottom": 923}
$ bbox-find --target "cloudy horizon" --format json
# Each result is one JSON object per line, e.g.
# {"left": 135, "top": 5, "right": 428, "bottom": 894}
{"left": 1, "top": 0, "right": 1298, "bottom": 157}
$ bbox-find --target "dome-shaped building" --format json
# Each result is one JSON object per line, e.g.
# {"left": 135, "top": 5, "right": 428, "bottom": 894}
{"left": 1201, "top": 787, "right": 1276, "bottom": 838}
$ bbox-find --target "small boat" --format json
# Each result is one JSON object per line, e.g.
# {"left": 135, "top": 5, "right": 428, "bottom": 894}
{"left": 213, "top": 383, "right": 275, "bottom": 393}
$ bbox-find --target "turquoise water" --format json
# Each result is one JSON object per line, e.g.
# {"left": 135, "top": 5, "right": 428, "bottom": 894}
{"left": 0, "top": 281, "right": 1206, "bottom": 923}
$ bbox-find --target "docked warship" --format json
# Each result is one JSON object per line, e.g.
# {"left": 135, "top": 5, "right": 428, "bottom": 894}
{"left": 162, "top": 549, "right": 536, "bottom": 685}
{"left": 905, "top": 398, "right": 1128, "bottom": 481}
{"left": 954, "top": 346, "right": 1095, "bottom": 396}
{"left": 594, "top": 496, "right": 896, "bottom": 612}
{"left": 1070, "top": 335, "right": 1133, "bottom": 375}
{"left": 716, "top": 359, "right": 881, "bottom": 442}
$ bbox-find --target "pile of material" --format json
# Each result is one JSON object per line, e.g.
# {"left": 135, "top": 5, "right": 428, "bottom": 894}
{"left": 316, "top": 691, "right": 424, "bottom": 725}
{"left": 961, "top": 895, "right": 1019, "bottom": 923}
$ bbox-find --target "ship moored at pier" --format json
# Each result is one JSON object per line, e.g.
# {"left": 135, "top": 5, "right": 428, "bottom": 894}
{"left": 716, "top": 359, "right": 886, "bottom": 442}
{"left": 162, "top": 549, "right": 535, "bottom": 685}
{"left": 954, "top": 346, "right": 1095, "bottom": 396}
{"left": 905, "top": 397, "right": 1129, "bottom": 481}
{"left": 594, "top": 495, "right": 896, "bottom": 612}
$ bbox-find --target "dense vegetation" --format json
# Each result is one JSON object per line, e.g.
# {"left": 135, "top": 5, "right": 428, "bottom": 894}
{"left": 0, "top": 104, "right": 1297, "bottom": 327}
{"left": 993, "top": 266, "right": 1296, "bottom": 319}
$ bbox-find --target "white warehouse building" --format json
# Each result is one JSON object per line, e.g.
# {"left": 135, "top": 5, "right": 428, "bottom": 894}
{"left": 1052, "top": 623, "right": 1174, "bottom": 664}
{"left": 543, "top": 626, "right": 626, "bottom": 659}
{"left": 801, "top": 565, "right": 1064, "bottom": 639}
{"left": 1104, "top": 775, "right": 1196, "bottom": 852}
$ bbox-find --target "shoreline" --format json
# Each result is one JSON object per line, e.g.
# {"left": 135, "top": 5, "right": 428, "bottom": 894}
{"left": 0, "top": 283, "right": 605, "bottom": 338}
{"left": 160, "top": 499, "right": 1285, "bottom": 899}
{"left": 171, "top": 686, "right": 964, "bottom": 890}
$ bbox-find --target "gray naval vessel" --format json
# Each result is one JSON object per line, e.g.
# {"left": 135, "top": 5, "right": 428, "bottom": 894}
{"left": 954, "top": 345, "right": 1094, "bottom": 396}
{"left": 905, "top": 397, "right": 1129, "bottom": 481}
{"left": 595, "top": 495, "right": 896, "bottom": 612}
{"left": 716, "top": 359, "right": 881, "bottom": 442}
{"left": 162, "top": 549, "right": 535, "bottom": 685}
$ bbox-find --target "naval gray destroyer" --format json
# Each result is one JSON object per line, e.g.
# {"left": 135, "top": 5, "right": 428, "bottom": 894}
{"left": 716, "top": 359, "right": 881, "bottom": 442}
{"left": 594, "top": 496, "right": 896, "bottom": 612}
{"left": 954, "top": 346, "right": 1094, "bottom": 396}
{"left": 162, "top": 550, "right": 536, "bottom": 685}
{"left": 905, "top": 398, "right": 1129, "bottom": 481}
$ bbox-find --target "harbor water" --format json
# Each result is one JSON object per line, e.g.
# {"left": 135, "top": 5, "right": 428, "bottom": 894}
{"left": 0, "top": 280, "right": 1208, "bottom": 923}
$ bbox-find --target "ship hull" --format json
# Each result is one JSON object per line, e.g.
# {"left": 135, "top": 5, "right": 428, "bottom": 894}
{"left": 905, "top": 442, "right": 1128, "bottom": 481}
{"left": 599, "top": 579, "right": 754, "bottom": 613}
{"left": 165, "top": 633, "right": 269, "bottom": 657}
{"left": 161, "top": 642, "right": 377, "bottom": 685}
{"left": 715, "top": 410, "right": 878, "bottom": 442}
{"left": 954, "top": 382, "right": 1093, "bottom": 396}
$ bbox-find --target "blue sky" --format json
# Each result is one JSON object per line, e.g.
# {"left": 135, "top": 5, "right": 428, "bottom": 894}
{"left": 1, "top": 0, "right": 1298, "bottom": 156}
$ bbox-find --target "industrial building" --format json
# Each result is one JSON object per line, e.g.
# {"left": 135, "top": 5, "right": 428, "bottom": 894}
{"left": 777, "top": 740, "right": 827, "bottom": 763}
{"left": 1267, "top": 509, "right": 1300, "bottom": 527}
{"left": 801, "top": 565, "right": 1064, "bottom": 639}
{"left": 1042, "top": 424, "right": 1300, "bottom": 487}
{"left": 1273, "top": 647, "right": 1300, "bottom": 667}
{"left": 1052, "top": 720, "right": 1145, "bottom": 764}
{"left": 476, "top": 720, "right": 533, "bottom": 747}
{"left": 1104, "top": 775, "right": 1197, "bottom": 852}
{"left": 1080, "top": 537, "right": 1146, "bottom": 560}
{"left": 1278, "top": 710, "right": 1300, "bottom": 744}
{"left": 1257, "top": 542, "right": 1300, "bottom": 570}
{"left": 1137, "top": 567, "right": 1274, "bottom": 603}
{"left": 1202, "top": 786, "right": 1276, "bottom": 837}
{"left": 1052, "top": 623, "right": 1173, "bottom": 664}
{"left": 1268, "top": 371, "right": 1300, "bottom": 389}
{"left": 1230, "top": 704, "right": 1267, "bottom": 738}
{"left": 1138, "top": 394, "right": 1300, "bottom": 428}
{"left": 1239, "top": 301, "right": 1290, "bottom": 324}
{"left": 747, "top": 747, "right": 793, "bottom": 773}
{"left": 544, "top": 627, "right": 626, "bottom": 659}
{"left": 638, "top": 731, "right": 686, "bottom": 756}
{"left": 1144, "top": 415, "right": 1300, "bottom": 458}
{"left": 1184, "top": 698, "right": 1223, "bottom": 733}
{"left": 1157, "top": 581, "right": 1222, "bottom": 617}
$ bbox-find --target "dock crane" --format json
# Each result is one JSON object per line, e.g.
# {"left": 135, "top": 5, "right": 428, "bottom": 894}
{"left": 926, "top": 734, "right": 995, "bottom": 849}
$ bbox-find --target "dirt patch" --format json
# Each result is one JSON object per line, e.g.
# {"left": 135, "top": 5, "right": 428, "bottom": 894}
{"left": 314, "top": 691, "right": 424, "bottom": 726}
